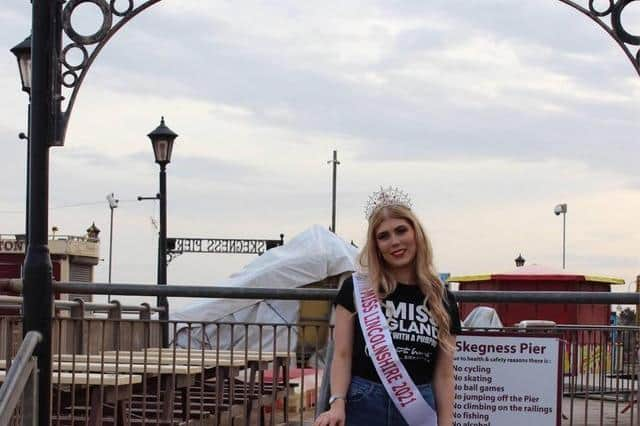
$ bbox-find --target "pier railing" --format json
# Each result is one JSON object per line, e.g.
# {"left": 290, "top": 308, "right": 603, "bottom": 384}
{"left": 0, "top": 280, "right": 639, "bottom": 425}
{"left": 0, "top": 331, "right": 41, "bottom": 426}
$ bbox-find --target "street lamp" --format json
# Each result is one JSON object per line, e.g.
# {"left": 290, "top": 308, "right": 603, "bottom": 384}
{"left": 106, "top": 193, "right": 119, "bottom": 303}
{"left": 554, "top": 203, "right": 568, "bottom": 269}
{"left": 11, "top": 36, "right": 32, "bottom": 251}
{"left": 147, "top": 116, "right": 178, "bottom": 347}
{"left": 22, "top": 2, "right": 163, "bottom": 423}
{"left": 10, "top": 35, "right": 31, "bottom": 95}
{"left": 515, "top": 254, "right": 525, "bottom": 268}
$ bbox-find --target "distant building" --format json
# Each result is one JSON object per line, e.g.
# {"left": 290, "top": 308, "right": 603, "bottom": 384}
{"left": 449, "top": 264, "right": 624, "bottom": 326}
{"left": 0, "top": 223, "right": 101, "bottom": 303}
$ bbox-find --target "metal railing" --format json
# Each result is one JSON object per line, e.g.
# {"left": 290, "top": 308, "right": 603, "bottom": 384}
{"left": 6, "top": 278, "right": 640, "bottom": 303}
{"left": 3, "top": 280, "right": 640, "bottom": 425}
{"left": 0, "top": 295, "right": 164, "bottom": 316}
{"left": 0, "top": 331, "right": 41, "bottom": 426}
{"left": 52, "top": 281, "right": 640, "bottom": 304}
{"left": 2, "top": 317, "right": 634, "bottom": 426}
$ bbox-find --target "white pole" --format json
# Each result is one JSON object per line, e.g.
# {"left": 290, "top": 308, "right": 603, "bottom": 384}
{"left": 106, "top": 193, "right": 119, "bottom": 302}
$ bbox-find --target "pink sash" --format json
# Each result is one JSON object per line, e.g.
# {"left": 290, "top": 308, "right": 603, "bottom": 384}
{"left": 352, "top": 272, "right": 437, "bottom": 426}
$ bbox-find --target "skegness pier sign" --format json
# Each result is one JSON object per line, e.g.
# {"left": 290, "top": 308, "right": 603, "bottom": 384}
{"left": 167, "top": 237, "right": 283, "bottom": 255}
{"left": 453, "top": 333, "right": 562, "bottom": 426}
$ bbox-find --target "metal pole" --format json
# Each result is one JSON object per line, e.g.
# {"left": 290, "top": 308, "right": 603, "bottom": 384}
{"left": 24, "top": 1, "right": 58, "bottom": 424}
{"left": 328, "top": 150, "right": 339, "bottom": 233}
{"left": 636, "top": 275, "right": 640, "bottom": 326}
{"left": 21, "top": 104, "right": 31, "bottom": 252}
{"left": 48, "top": 283, "right": 640, "bottom": 304}
{"left": 158, "top": 164, "right": 169, "bottom": 347}
{"left": 107, "top": 196, "right": 115, "bottom": 302}
{"left": 562, "top": 211, "right": 566, "bottom": 269}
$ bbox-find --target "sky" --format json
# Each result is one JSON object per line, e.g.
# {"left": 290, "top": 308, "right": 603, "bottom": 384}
{"left": 1, "top": 1, "right": 640, "bottom": 311}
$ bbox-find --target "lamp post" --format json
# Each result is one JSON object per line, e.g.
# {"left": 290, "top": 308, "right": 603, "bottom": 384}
{"left": 11, "top": 36, "right": 32, "bottom": 249}
{"left": 23, "top": 3, "right": 162, "bottom": 423}
{"left": 147, "top": 117, "right": 178, "bottom": 348}
{"left": 106, "top": 193, "right": 119, "bottom": 303}
{"left": 515, "top": 254, "right": 525, "bottom": 267}
{"left": 554, "top": 203, "right": 568, "bottom": 269}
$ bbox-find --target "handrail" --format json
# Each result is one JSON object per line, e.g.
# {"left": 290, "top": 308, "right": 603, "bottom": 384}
{"left": 0, "top": 331, "right": 42, "bottom": 425}
{"left": 53, "top": 282, "right": 640, "bottom": 304}
{"left": 0, "top": 279, "right": 23, "bottom": 294}
{"left": 6, "top": 278, "right": 640, "bottom": 304}
{"left": 0, "top": 295, "right": 164, "bottom": 314}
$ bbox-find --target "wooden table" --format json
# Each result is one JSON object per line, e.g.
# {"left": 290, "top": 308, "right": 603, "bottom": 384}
{"left": 0, "top": 369, "right": 141, "bottom": 426}
{"left": 102, "top": 349, "right": 290, "bottom": 424}
{"left": 54, "top": 353, "right": 247, "bottom": 422}
{"left": 52, "top": 358, "right": 206, "bottom": 421}
{"left": 140, "top": 348, "right": 295, "bottom": 424}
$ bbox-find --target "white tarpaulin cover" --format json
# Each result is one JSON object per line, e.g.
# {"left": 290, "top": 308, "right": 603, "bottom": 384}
{"left": 171, "top": 225, "right": 358, "bottom": 350}
{"left": 463, "top": 306, "right": 504, "bottom": 328}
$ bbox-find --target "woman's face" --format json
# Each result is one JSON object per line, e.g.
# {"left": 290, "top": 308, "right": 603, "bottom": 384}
{"left": 374, "top": 216, "right": 417, "bottom": 274}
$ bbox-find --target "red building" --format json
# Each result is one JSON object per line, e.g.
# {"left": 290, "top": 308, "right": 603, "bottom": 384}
{"left": 449, "top": 264, "right": 624, "bottom": 326}
{"left": 0, "top": 224, "right": 101, "bottom": 302}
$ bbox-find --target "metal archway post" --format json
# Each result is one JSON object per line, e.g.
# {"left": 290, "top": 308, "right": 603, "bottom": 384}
{"left": 27, "top": 1, "right": 162, "bottom": 425}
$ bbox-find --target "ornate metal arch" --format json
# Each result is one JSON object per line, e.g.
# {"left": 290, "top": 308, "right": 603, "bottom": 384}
{"left": 54, "top": 0, "right": 162, "bottom": 146}
{"left": 53, "top": 0, "right": 640, "bottom": 146}
{"left": 557, "top": 0, "right": 640, "bottom": 76}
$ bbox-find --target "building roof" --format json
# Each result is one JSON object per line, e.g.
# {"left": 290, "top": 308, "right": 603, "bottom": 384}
{"left": 448, "top": 264, "right": 625, "bottom": 285}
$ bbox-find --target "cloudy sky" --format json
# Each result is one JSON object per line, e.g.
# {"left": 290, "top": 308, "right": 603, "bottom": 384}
{"left": 2, "top": 1, "right": 640, "bottom": 310}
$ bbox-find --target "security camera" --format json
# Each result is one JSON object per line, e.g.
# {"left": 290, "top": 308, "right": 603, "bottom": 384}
{"left": 554, "top": 203, "right": 567, "bottom": 216}
{"left": 106, "top": 193, "right": 119, "bottom": 209}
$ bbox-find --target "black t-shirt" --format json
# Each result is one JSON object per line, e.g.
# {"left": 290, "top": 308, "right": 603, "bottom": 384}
{"left": 334, "top": 276, "right": 462, "bottom": 385}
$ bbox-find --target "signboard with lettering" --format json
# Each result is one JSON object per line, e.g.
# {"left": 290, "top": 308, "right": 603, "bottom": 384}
{"left": 167, "top": 237, "right": 283, "bottom": 255}
{"left": 0, "top": 239, "right": 26, "bottom": 253}
{"left": 454, "top": 333, "right": 562, "bottom": 426}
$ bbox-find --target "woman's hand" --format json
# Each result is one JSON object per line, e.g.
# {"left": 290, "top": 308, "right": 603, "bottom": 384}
{"left": 313, "top": 401, "right": 346, "bottom": 426}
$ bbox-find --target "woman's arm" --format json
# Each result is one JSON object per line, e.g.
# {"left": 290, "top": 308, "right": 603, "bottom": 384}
{"left": 314, "top": 305, "right": 355, "bottom": 426}
{"left": 432, "top": 335, "right": 456, "bottom": 426}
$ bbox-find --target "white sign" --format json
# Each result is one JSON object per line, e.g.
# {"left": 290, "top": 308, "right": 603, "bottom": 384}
{"left": 454, "top": 334, "right": 561, "bottom": 426}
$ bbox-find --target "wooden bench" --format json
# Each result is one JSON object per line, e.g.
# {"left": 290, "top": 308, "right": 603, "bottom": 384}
{"left": 55, "top": 353, "right": 247, "bottom": 367}
{"left": 0, "top": 370, "right": 141, "bottom": 386}
{"left": 0, "top": 368, "right": 140, "bottom": 426}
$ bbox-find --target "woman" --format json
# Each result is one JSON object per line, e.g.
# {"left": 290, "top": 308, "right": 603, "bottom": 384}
{"left": 314, "top": 187, "right": 461, "bottom": 426}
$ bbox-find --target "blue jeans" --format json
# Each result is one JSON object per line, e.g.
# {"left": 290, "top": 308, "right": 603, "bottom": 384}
{"left": 345, "top": 376, "right": 437, "bottom": 426}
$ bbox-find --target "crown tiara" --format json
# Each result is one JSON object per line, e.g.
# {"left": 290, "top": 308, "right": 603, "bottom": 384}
{"left": 364, "top": 186, "right": 412, "bottom": 220}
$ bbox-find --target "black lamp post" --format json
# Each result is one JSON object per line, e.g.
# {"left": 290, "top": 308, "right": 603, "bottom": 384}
{"left": 515, "top": 254, "right": 525, "bottom": 268}
{"left": 23, "top": 2, "right": 162, "bottom": 422}
{"left": 147, "top": 116, "right": 178, "bottom": 348}
{"left": 11, "top": 35, "right": 32, "bottom": 250}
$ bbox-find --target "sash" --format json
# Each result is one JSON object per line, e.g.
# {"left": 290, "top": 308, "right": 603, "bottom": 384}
{"left": 352, "top": 272, "right": 437, "bottom": 426}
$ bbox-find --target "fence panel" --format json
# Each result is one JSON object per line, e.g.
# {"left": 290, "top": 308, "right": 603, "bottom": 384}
{"left": 1, "top": 293, "right": 640, "bottom": 425}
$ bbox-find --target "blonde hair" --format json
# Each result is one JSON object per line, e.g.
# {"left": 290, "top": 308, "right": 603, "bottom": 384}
{"left": 358, "top": 205, "right": 454, "bottom": 353}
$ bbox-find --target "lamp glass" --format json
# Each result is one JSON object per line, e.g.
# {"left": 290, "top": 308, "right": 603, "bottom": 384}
{"left": 148, "top": 117, "right": 177, "bottom": 165}
{"left": 18, "top": 55, "right": 31, "bottom": 93}
{"left": 152, "top": 138, "right": 174, "bottom": 164}
{"left": 11, "top": 36, "right": 32, "bottom": 94}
